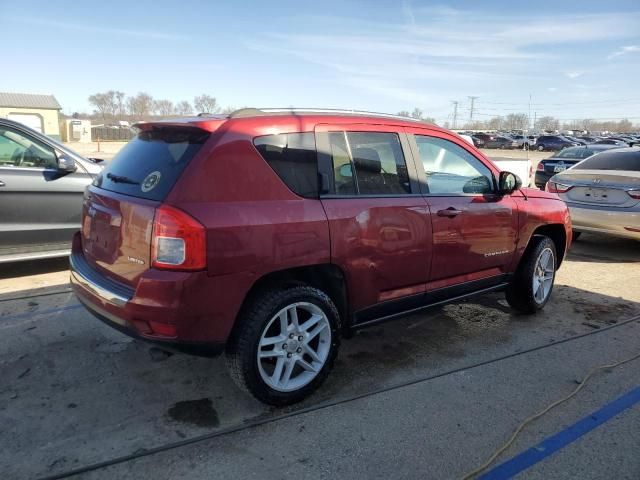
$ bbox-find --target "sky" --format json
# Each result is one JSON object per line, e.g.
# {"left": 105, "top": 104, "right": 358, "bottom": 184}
{"left": 2, "top": 0, "right": 640, "bottom": 125}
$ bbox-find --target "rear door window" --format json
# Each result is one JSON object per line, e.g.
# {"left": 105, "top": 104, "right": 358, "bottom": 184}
{"left": 253, "top": 132, "right": 318, "bottom": 198}
{"left": 95, "top": 127, "right": 209, "bottom": 201}
{"left": 327, "top": 131, "right": 411, "bottom": 195}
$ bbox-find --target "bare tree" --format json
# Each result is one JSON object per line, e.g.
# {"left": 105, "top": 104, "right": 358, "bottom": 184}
{"left": 504, "top": 113, "right": 529, "bottom": 130}
{"left": 193, "top": 94, "right": 219, "bottom": 113}
{"left": 411, "top": 108, "right": 424, "bottom": 120}
{"left": 88, "top": 91, "right": 119, "bottom": 121}
{"left": 487, "top": 116, "right": 503, "bottom": 130}
{"left": 154, "top": 99, "right": 175, "bottom": 116}
{"left": 175, "top": 101, "right": 193, "bottom": 115}
{"left": 397, "top": 108, "right": 434, "bottom": 123}
{"left": 126, "top": 92, "right": 155, "bottom": 120}
{"left": 536, "top": 116, "right": 560, "bottom": 131}
{"left": 115, "top": 91, "right": 126, "bottom": 120}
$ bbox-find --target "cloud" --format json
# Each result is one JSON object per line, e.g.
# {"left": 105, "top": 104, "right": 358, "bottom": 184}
{"left": 245, "top": 10, "right": 640, "bottom": 117}
{"left": 8, "top": 16, "right": 187, "bottom": 40}
{"left": 607, "top": 45, "right": 640, "bottom": 59}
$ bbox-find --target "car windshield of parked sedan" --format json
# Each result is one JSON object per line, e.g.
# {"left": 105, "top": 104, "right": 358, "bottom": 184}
{"left": 555, "top": 148, "right": 595, "bottom": 159}
{"left": 572, "top": 150, "right": 640, "bottom": 171}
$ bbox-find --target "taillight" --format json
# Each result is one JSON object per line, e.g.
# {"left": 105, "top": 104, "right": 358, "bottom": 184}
{"left": 151, "top": 205, "right": 206, "bottom": 271}
{"left": 537, "top": 162, "right": 544, "bottom": 171}
{"left": 546, "top": 182, "right": 573, "bottom": 194}
{"left": 627, "top": 189, "right": 640, "bottom": 200}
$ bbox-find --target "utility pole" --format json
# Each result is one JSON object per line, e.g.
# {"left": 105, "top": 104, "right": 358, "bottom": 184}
{"left": 528, "top": 93, "right": 532, "bottom": 131}
{"left": 451, "top": 101, "right": 459, "bottom": 129}
{"left": 468, "top": 96, "right": 478, "bottom": 123}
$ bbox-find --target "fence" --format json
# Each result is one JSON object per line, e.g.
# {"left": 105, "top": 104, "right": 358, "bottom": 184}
{"left": 91, "top": 126, "right": 135, "bottom": 142}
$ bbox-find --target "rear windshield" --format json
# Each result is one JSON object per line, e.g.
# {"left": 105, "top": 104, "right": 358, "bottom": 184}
{"left": 573, "top": 150, "right": 640, "bottom": 171}
{"left": 555, "top": 148, "right": 594, "bottom": 160}
{"left": 93, "top": 127, "right": 209, "bottom": 201}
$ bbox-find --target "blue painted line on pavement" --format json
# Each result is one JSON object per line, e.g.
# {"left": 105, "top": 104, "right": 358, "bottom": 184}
{"left": 0, "top": 304, "right": 83, "bottom": 323}
{"left": 478, "top": 385, "right": 640, "bottom": 480}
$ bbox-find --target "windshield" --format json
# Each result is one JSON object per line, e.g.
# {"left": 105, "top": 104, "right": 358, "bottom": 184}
{"left": 573, "top": 150, "right": 640, "bottom": 171}
{"left": 93, "top": 127, "right": 209, "bottom": 200}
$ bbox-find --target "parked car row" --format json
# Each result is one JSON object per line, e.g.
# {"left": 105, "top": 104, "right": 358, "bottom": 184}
{"left": 464, "top": 131, "right": 640, "bottom": 152}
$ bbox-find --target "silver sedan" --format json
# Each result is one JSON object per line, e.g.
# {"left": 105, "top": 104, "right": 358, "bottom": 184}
{"left": 546, "top": 147, "right": 640, "bottom": 240}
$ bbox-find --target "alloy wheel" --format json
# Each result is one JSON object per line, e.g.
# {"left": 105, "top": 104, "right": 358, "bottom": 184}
{"left": 257, "top": 302, "right": 331, "bottom": 392}
{"left": 532, "top": 247, "right": 555, "bottom": 304}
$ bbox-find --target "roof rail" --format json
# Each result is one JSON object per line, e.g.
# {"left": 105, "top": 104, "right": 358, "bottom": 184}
{"left": 227, "top": 107, "right": 430, "bottom": 123}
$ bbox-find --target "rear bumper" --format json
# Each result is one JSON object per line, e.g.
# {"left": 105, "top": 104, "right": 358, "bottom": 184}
{"left": 69, "top": 233, "right": 232, "bottom": 355}
{"left": 568, "top": 203, "right": 640, "bottom": 240}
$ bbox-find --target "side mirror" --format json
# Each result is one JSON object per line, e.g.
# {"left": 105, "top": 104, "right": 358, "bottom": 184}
{"left": 498, "top": 171, "right": 522, "bottom": 195}
{"left": 57, "top": 153, "right": 77, "bottom": 173}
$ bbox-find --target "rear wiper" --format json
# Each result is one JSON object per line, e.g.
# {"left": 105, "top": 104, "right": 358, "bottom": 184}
{"left": 106, "top": 172, "right": 139, "bottom": 185}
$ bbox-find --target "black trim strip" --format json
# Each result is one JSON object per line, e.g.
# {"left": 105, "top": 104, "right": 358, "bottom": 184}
{"left": 353, "top": 275, "right": 510, "bottom": 329}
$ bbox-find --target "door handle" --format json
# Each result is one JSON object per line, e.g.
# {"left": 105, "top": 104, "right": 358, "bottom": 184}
{"left": 0, "top": 180, "right": 5, "bottom": 187}
{"left": 437, "top": 207, "right": 462, "bottom": 218}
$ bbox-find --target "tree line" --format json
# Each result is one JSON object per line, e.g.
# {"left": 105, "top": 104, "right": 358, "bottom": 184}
{"left": 84, "top": 93, "right": 636, "bottom": 133}
{"left": 86, "top": 91, "right": 231, "bottom": 122}
{"left": 447, "top": 114, "right": 635, "bottom": 133}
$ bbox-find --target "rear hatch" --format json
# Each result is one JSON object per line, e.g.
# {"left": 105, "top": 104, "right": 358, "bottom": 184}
{"left": 81, "top": 125, "right": 210, "bottom": 287}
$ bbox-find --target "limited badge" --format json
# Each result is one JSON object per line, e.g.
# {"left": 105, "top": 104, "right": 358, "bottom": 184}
{"left": 141, "top": 171, "right": 161, "bottom": 192}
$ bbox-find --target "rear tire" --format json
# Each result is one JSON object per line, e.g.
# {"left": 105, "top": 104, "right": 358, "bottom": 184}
{"left": 506, "top": 236, "right": 557, "bottom": 314}
{"left": 225, "top": 286, "right": 341, "bottom": 406}
{"left": 537, "top": 145, "right": 544, "bottom": 151}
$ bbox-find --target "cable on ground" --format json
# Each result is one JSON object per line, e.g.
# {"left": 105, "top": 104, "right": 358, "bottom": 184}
{"left": 461, "top": 350, "right": 640, "bottom": 479}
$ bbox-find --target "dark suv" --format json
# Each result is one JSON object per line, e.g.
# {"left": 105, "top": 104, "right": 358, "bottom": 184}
{"left": 535, "top": 135, "right": 579, "bottom": 151}
{"left": 70, "top": 109, "right": 572, "bottom": 405}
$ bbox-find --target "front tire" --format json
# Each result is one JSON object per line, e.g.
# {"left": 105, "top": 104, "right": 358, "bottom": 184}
{"left": 537, "top": 145, "right": 545, "bottom": 151}
{"left": 506, "top": 236, "right": 557, "bottom": 314}
{"left": 226, "top": 286, "right": 341, "bottom": 406}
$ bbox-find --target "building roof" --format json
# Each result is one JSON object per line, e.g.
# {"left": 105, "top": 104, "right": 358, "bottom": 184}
{"left": 0, "top": 92, "right": 62, "bottom": 110}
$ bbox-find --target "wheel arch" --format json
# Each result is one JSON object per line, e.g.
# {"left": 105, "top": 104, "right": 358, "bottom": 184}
{"left": 232, "top": 264, "right": 349, "bottom": 337}
{"left": 529, "top": 224, "right": 567, "bottom": 267}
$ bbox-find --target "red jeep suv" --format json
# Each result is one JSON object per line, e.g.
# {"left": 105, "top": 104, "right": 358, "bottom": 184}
{"left": 70, "top": 109, "right": 572, "bottom": 405}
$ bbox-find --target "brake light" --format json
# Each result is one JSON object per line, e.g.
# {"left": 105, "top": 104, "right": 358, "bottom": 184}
{"left": 627, "top": 189, "right": 640, "bottom": 200}
{"left": 546, "top": 182, "right": 573, "bottom": 194}
{"left": 151, "top": 205, "right": 206, "bottom": 270}
{"left": 537, "top": 162, "right": 544, "bottom": 171}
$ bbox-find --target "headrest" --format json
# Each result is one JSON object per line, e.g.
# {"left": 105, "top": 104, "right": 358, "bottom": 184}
{"left": 352, "top": 147, "right": 381, "bottom": 174}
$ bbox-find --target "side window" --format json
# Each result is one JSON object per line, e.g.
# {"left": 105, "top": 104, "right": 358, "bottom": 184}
{"left": 0, "top": 128, "right": 57, "bottom": 169}
{"left": 254, "top": 132, "right": 318, "bottom": 198}
{"left": 415, "top": 135, "right": 494, "bottom": 195}
{"left": 327, "top": 131, "right": 411, "bottom": 195}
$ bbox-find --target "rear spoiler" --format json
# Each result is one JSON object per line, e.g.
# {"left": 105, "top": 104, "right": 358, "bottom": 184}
{"left": 133, "top": 117, "right": 226, "bottom": 133}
